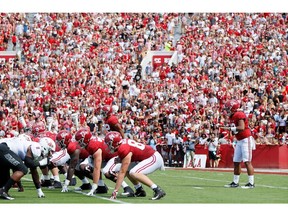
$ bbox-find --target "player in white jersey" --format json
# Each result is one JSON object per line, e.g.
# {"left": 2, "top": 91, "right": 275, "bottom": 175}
{"left": 0, "top": 137, "right": 50, "bottom": 200}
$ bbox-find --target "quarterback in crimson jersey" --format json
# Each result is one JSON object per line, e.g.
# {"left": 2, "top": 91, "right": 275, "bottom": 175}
{"left": 104, "top": 131, "right": 166, "bottom": 200}
{"left": 221, "top": 100, "right": 256, "bottom": 189}
{"left": 100, "top": 105, "right": 125, "bottom": 138}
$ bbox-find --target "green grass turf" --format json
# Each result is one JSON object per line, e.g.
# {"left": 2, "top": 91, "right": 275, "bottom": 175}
{"left": 1, "top": 168, "right": 287, "bottom": 204}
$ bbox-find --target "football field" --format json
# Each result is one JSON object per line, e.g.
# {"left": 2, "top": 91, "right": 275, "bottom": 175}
{"left": 1, "top": 168, "right": 287, "bottom": 215}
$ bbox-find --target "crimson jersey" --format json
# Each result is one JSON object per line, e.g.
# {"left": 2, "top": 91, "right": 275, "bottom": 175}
{"left": 104, "top": 115, "right": 122, "bottom": 132}
{"left": 67, "top": 141, "right": 90, "bottom": 159}
{"left": 85, "top": 137, "right": 117, "bottom": 161}
{"left": 117, "top": 138, "right": 155, "bottom": 162}
{"left": 229, "top": 111, "right": 252, "bottom": 140}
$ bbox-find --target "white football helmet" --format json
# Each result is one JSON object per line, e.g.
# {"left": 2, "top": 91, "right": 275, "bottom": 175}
{"left": 18, "top": 133, "right": 32, "bottom": 141}
{"left": 39, "top": 137, "right": 56, "bottom": 157}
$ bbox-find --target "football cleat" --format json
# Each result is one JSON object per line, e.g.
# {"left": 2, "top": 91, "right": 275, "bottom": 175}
{"left": 121, "top": 186, "right": 135, "bottom": 197}
{"left": 18, "top": 186, "right": 24, "bottom": 192}
{"left": 0, "top": 188, "right": 14, "bottom": 200}
{"left": 96, "top": 185, "right": 108, "bottom": 194}
{"left": 151, "top": 187, "right": 166, "bottom": 200}
{"left": 41, "top": 180, "right": 53, "bottom": 187}
{"left": 135, "top": 186, "right": 146, "bottom": 197}
{"left": 69, "top": 177, "right": 77, "bottom": 186}
{"left": 53, "top": 181, "right": 62, "bottom": 188}
{"left": 241, "top": 183, "right": 255, "bottom": 189}
{"left": 224, "top": 182, "right": 239, "bottom": 188}
{"left": 74, "top": 183, "right": 92, "bottom": 191}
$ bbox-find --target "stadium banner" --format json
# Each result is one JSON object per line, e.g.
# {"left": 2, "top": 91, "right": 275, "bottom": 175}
{"left": 185, "top": 154, "right": 207, "bottom": 168}
{"left": 152, "top": 54, "right": 173, "bottom": 69}
{"left": 0, "top": 51, "right": 18, "bottom": 63}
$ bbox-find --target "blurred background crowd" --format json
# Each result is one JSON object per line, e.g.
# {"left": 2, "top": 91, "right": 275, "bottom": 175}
{"left": 0, "top": 12, "right": 287, "bottom": 166}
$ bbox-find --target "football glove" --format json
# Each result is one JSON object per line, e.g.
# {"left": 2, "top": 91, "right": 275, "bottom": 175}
{"left": 37, "top": 188, "right": 45, "bottom": 198}
{"left": 61, "top": 179, "right": 70, "bottom": 192}
{"left": 110, "top": 190, "right": 118, "bottom": 199}
{"left": 87, "top": 183, "right": 98, "bottom": 196}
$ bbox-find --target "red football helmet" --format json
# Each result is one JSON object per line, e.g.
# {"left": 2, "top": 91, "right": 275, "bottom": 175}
{"left": 32, "top": 124, "right": 45, "bottom": 136}
{"left": 56, "top": 130, "right": 72, "bottom": 149}
{"left": 104, "top": 131, "right": 122, "bottom": 153}
{"left": 75, "top": 128, "right": 92, "bottom": 148}
{"left": 225, "top": 100, "right": 240, "bottom": 114}
{"left": 101, "top": 105, "right": 112, "bottom": 118}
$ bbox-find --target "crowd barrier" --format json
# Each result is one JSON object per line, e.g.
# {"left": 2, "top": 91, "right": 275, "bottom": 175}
{"left": 195, "top": 144, "right": 288, "bottom": 169}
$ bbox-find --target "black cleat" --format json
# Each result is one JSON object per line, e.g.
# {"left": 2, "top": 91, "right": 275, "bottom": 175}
{"left": 74, "top": 183, "right": 92, "bottom": 191}
{"left": 41, "top": 180, "right": 52, "bottom": 187}
{"left": 121, "top": 186, "right": 135, "bottom": 197}
{"left": 53, "top": 181, "right": 62, "bottom": 188}
{"left": 96, "top": 185, "right": 108, "bottom": 194}
{"left": 151, "top": 187, "right": 166, "bottom": 200}
{"left": 69, "top": 177, "right": 77, "bottom": 186}
{"left": 135, "top": 186, "right": 146, "bottom": 197}
{"left": 224, "top": 182, "right": 239, "bottom": 188}
{"left": 0, "top": 188, "right": 14, "bottom": 200}
{"left": 241, "top": 182, "right": 255, "bottom": 189}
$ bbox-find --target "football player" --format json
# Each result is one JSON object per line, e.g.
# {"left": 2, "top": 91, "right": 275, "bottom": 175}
{"left": 104, "top": 131, "right": 166, "bottom": 200}
{"left": 75, "top": 129, "right": 135, "bottom": 197}
{"left": 0, "top": 136, "right": 50, "bottom": 200}
{"left": 58, "top": 129, "right": 102, "bottom": 193}
{"left": 220, "top": 100, "right": 256, "bottom": 189}
{"left": 99, "top": 105, "right": 125, "bottom": 138}
{"left": 30, "top": 125, "right": 72, "bottom": 188}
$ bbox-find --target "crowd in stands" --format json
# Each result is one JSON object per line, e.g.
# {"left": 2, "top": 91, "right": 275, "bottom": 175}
{"left": 0, "top": 13, "right": 287, "bottom": 166}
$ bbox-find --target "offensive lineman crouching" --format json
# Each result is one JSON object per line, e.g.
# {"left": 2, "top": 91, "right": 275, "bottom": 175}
{"left": 0, "top": 136, "right": 51, "bottom": 200}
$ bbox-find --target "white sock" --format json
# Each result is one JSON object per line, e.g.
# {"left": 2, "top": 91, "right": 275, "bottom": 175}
{"left": 121, "top": 181, "right": 129, "bottom": 188}
{"left": 98, "top": 179, "right": 105, "bottom": 186}
{"left": 248, "top": 175, "right": 254, "bottom": 184}
{"left": 81, "top": 178, "right": 89, "bottom": 184}
{"left": 150, "top": 184, "right": 157, "bottom": 190}
{"left": 233, "top": 175, "right": 240, "bottom": 184}
{"left": 134, "top": 183, "right": 142, "bottom": 190}
{"left": 54, "top": 175, "right": 60, "bottom": 182}
{"left": 43, "top": 175, "right": 50, "bottom": 180}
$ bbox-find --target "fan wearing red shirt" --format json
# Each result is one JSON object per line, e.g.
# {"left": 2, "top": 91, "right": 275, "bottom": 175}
{"left": 220, "top": 100, "right": 256, "bottom": 189}
{"left": 104, "top": 131, "right": 166, "bottom": 200}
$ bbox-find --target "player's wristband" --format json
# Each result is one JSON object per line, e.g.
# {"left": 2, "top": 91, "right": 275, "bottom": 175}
{"left": 230, "top": 127, "right": 237, "bottom": 132}
{"left": 64, "top": 179, "right": 70, "bottom": 186}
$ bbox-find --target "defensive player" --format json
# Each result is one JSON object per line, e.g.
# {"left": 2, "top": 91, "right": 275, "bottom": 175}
{"left": 0, "top": 136, "right": 50, "bottom": 200}
{"left": 221, "top": 100, "right": 256, "bottom": 189}
{"left": 104, "top": 131, "right": 166, "bottom": 200}
{"left": 30, "top": 125, "right": 73, "bottom": 188}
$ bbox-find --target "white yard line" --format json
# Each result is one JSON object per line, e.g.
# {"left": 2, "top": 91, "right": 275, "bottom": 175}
{"left": 160, "top": 173, "right": 288, "bottom": 190}
{"left": 22, "top": 177, "right": 131, "bottom": 204}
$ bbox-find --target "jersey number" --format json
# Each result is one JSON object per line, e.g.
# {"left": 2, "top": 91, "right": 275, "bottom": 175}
{"left": 127, "top": 140, "right": 145, "bottom": 150}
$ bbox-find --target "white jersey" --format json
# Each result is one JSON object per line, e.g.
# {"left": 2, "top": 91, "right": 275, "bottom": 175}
{"left": 0, "top": 137, "right": 41, "bottom": 160}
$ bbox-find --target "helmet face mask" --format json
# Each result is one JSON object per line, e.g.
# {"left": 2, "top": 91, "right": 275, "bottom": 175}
{"left": 56, "top": 130, "right": 72, "bottom": 149}
{"left": 104, "top": 131, "right": 122, "bottom": 153}
{"left": 75, "top": 128, "right": 92, "bottom": 148}
{"left": 32, "top": 124, "right": 45, "bottom": 136}
{"left": 225, "top": 100, "right": 240, "bottom": 116}
{"left": 101, "top": 105, "right": 112, "bottom": 118}
{"left": 39, "top": 137, "right": 56, "bottom": 157}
